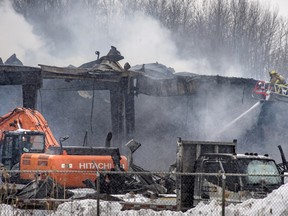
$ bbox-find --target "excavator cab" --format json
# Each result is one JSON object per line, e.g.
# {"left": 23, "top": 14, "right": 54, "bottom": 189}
{"left": 0, "top": 130, "right": 45, "bottom": 170}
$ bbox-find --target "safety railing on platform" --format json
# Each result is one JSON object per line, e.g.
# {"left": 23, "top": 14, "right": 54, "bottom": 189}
{"left": 253, "top": 80, "right": 288, "bottom": 98}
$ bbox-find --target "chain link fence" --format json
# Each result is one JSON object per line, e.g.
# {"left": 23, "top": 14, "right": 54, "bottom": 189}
{"left": 0, "top": 170, "right": 286, "bottom": 215}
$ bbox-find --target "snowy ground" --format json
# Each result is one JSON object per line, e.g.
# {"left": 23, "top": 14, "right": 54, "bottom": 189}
{"left": 1, "top": 183, "right": 288, "bottom": 215}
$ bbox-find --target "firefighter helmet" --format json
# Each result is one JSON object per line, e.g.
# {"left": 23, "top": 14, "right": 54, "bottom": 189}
{"left": 269, "top": 70, "right": 277, "bottom": 76}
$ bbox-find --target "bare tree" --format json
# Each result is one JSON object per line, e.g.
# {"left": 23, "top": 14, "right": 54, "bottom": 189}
{"left": 11, "top": 0, "right": 288, "bottom": 79}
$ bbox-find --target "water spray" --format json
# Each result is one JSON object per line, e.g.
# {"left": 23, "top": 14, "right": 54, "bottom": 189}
{"left": 213, "top": 100, "right": 264, "bottom": 138}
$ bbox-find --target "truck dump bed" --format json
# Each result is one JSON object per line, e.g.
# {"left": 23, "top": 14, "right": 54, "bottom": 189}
{"left": 176, "top": 139, "right": 237, "bottom": 211}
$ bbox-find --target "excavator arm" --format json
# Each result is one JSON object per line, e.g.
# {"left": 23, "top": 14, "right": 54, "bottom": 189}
{"left": 0, "top": 107, "right": 59, "bottom": 149}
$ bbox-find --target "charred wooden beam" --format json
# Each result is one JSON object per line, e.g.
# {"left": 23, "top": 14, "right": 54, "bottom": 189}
{"left": 110, "top": 85, "right": 124, "bottom": 152}
{"left": 137, "top": 75, "right": 198, "bottom": 96}
{"left": 40, "top": 64, "right": 138, "bottom": 82}
{"left": 41, "top": 79, "right": 117, "bottom": 91}
{"left": 22, "top": 68, "right": 42, "bottom": 109}
{"left": 0, "top": 65, "right": 41, "bottom": 85}
{"left": 124, "top": 78, "right": 135, "bottom": 142}
{"left": 22, "top": 84, "right": 38, "bottom": 109}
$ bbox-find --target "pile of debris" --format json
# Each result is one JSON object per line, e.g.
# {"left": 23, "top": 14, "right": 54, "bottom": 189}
{"left": 0, "top": 139, "right": 176, "bottom": 210}
{"left": 0, "top": 54, "right": 23, "bottom": 66}
{"left": 82, "top": 139, "right": 176, "bottom": 198}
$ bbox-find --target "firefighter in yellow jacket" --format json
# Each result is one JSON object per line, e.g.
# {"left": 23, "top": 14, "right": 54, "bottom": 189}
{"left": 269, "top": 70, "right": 287, "bottom": 94}
{"left": 269, "top": 70, "right": 286, "bottom": 85}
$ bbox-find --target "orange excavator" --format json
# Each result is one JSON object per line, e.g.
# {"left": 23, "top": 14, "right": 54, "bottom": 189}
{"left": 0, "top": 107, "right": 128, "bottom": 188}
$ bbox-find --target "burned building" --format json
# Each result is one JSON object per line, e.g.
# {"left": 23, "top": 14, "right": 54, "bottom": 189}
{"left": 0, "top": 49, "right": 285, "bottom": 170}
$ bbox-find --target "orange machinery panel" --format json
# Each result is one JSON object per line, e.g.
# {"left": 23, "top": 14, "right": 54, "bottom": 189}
{"left": 20, "top": 153, "right": 128, "bottom": 188}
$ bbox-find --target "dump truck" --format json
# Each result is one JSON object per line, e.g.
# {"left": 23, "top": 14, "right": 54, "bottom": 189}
{"left": 0, "top": 107, "right": 128, "bottom": 188}
{"left": 176, "top": 138, "right": 283, "bottom": 211}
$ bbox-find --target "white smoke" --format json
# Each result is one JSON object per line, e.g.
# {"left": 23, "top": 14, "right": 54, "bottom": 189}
{"left": 0, "top": 1, "right": 45, "bottom": 66}
{"left": 0, "top": 0, "right": 217, "bottom": 73}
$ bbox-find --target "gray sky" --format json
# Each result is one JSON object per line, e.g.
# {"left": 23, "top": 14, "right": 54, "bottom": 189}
{"left": 262, "top": 0, "right": 288, "bottom": 17}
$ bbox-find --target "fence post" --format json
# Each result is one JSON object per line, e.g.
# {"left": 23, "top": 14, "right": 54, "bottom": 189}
{"left": 96, "top": 170, "right": 100, "bottom": 216}
{"left": 92, "top": 160, "right": 101, "bottom": 216}
{"left": 221, "top": 173, "right": 226, "bottom": 216}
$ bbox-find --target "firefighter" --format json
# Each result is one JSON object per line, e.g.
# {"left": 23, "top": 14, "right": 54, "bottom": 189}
{"left": 269, "top": 70, "right": 286, "bottom": 85}
{"left": 269, "top": 70, "right": 287, "bottom": 94}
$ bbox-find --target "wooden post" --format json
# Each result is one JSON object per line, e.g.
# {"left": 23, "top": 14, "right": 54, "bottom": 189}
{"left": 110, "top": 86, "right": 124, "bottom": 152}
{"left": 22, "top": 84, "right": 38, "bottom": 109}
{"left": 124, "top": 78, "right": 135, "bottom": 142}
{"left": 22, "top": 69, "right": 42, "bottom": 109}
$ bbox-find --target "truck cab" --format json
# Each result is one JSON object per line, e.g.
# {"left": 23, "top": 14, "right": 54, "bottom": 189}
{"left": 193, "top": 153, "right": 282, "bottom": 206}
{"left": 0, "top": 130, "right": 45, "bottom": 170}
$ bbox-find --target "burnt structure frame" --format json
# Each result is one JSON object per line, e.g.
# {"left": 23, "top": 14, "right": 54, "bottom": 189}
{"left": 0, "top": 64, "right": 257, "bottom": 151}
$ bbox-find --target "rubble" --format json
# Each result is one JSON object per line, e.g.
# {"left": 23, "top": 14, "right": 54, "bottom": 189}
{"left": 4, "top": 54, "right": 23, "bottom": 65}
